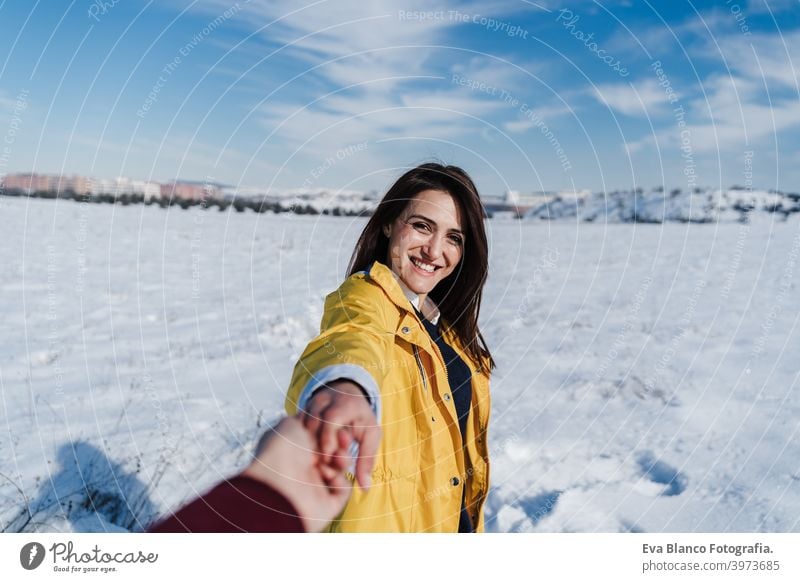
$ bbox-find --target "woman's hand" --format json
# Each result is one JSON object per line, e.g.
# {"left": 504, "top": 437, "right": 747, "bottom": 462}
{"left": 241, "top": 416, "right": 354, "bottom": 533}
{"left": 302, "top": 380, "right": 381, "bottom": 491}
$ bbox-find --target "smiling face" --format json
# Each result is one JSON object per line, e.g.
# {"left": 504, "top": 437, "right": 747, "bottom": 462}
{"left": 384, "top": 189, "right": 465, "bottom": 306}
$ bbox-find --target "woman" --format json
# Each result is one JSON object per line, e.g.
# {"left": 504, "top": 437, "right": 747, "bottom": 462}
{"left": 285, "top": 162, "right": 495, "bottom": 532}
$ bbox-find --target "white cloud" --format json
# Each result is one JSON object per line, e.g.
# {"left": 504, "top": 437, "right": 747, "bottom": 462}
{"left": 450, "top": 54, "right": 548, "bottom": 93}
{"left": 628, "top": 73, "right": 800, "bottom": 157}
{"left": 716, "top": 28, "right": 800, "bottom": 92}
{"left": 167, "top": 0, "right": 552, "bottom": 179}
{"left": 623, "top": 135, "right": 652, "bottom": 155}
{"left": 0, "top": 89, "right": 29, "bottom": 118}
{"left": 182, "top": 0, "right": 551, "bottom": 107}
{"left": 188, "top": 0, "right": 457, "bottom": 91}
{"left": 0, "top": 92, "right": 17, "bottom": 113}
{"left": 400, "top": 91, "right": 506, "bottom": 116}
{"left": 256, "top": 88, "right": 493, "bottom": 152}
{"left": 621, "top": 22, "right": 800, "bottom": 157}
{"left": 592, "top": 79, "right": 674, "bottom": 117}
{"left": 502, "top": 104, "right": 576, "bottom": 133}
{"left": 657, "top": 28, "right": 800, "bottom": 153}
{"left": 685, "top": 74, "right": 800, "bottom": 152}
{"left": 746, "top": 0, "right": 799, "bottom": 14}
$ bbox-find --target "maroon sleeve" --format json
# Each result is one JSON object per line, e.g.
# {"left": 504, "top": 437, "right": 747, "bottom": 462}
{"left": 148, "top": 475, "right": 305, "bottom": 533}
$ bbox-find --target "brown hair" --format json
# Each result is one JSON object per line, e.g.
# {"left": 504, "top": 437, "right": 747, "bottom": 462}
{"left": 348, "top": 163, "right": 495, "bottom": 371}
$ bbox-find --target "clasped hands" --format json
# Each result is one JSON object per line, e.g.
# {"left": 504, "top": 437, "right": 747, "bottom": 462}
{"left": 242, "top": 380, "right": 381, "bottom": 532}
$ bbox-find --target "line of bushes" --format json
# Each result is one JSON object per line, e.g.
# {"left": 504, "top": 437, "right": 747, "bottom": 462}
{"left": 0, "top": 188, "right": 372, "bottom": 217}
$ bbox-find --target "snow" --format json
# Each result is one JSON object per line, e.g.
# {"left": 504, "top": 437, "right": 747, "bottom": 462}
{"left": 524, "top": 188, "right": 799, "bottom": 224}
{"left": 1, "top": 196, "right": 799, "bottom": 533}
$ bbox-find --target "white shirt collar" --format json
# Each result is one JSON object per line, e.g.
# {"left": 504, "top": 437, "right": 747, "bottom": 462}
{"left": 388, "top": 269, "right": 441, "bottom": 325}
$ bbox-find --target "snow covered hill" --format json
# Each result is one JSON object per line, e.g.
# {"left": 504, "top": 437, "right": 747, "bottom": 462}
{"left": 525, "top": 188, "right": 800, "bottom": 224}
{"left": 1, "top": 196, "right": 798, "bottom": 532}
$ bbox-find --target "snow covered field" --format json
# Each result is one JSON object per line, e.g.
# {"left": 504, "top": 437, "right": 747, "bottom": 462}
{"left": 1, "top": 196, "right": 798, "bottom": 533}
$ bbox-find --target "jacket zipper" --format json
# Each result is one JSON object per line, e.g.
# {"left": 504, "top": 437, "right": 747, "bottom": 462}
{"left": 412, "top": 345, "right": 428, "bottom": 392}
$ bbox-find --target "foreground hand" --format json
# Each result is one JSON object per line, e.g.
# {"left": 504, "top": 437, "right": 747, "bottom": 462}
{"left": 241, "top": 416, "right": 353, "bottom": 532}
{"left": 302, "top": 380, "right": 381, "bottom": 490}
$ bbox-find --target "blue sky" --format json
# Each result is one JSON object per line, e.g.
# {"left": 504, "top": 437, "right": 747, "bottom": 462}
{"left": 1, "top": 0, "right": 799, "bottom": 195}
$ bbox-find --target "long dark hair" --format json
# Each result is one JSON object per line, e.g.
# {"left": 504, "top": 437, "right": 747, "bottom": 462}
{"left": 348, "top": 163, "right": 495, "bottom": 372}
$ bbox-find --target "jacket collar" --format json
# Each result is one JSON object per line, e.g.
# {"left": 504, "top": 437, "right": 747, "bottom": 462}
{"left": 366, "top": 260, "right": 485, "bottom": 372}
{"left": 366, "top": 260, "right": 441, "bottom": 325}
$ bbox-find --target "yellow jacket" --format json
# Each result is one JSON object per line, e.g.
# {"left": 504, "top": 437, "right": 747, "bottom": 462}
{"left": 285, "top": 261, "right": 491, "bottom": 532}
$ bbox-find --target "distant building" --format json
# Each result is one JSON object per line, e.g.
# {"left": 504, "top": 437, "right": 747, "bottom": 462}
{"left": 90, "top": 178, "right": 117, "bottom": 196}
{"left": 1, "top": 173, "right": 95, "bottom": 194}
{"left": 219, "top": 186, "right": 270, "bottom": 200}
{"left": 131, "top": 180, "right": 161, "bottom": 200}
{"left": 480, "top": 189, "right": 591, "bottom": 218}
{"left": 504, "top": 190, "right": 590, "bottom": 205}
{"left": 91, "top": 177, "right": 161, "bottom": 199}
{"left": 2, "top": 173, "right": 54, "bottom": 193}
{"left": 160, "top": 181, "right": 220, "bottom": 201}
{"left": 55, "top": 175, "right": 92, "bottom": 194}
{"left": 508, "top": 190, "right": 554, "bottom": 205}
